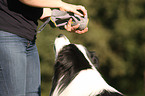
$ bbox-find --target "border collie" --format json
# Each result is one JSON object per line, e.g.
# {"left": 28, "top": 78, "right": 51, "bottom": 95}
{"left": 50, "top": 34, "right": 123, "bottom": 96}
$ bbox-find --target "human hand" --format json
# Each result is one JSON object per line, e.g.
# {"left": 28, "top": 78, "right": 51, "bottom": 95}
{"left": 64, "top": 18, "right": 88, "bottom": 34}
{"left": 40, "top": 8, "right": 52, "bottom": 20}
{"left": 60, "top": 2, "right": 87, "bottom": 16}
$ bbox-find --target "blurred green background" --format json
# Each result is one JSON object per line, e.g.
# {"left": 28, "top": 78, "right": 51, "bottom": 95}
{"left": 36, "top": 0, "right": 145, "bottom": 96}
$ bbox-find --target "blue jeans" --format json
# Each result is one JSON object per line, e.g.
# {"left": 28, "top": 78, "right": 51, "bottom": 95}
{"left": 0, "top": 30, "right": 41, "bottom": 96}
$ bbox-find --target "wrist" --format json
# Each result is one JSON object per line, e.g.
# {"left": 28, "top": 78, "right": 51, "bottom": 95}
{"left": 58, "top": 0, "right": 65, "bottom": 8}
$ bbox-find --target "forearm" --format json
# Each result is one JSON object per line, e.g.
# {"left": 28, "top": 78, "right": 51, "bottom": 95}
{"left": 19, "top": 0, "right": 65, "bottom": 8}
{"left": 19, "top": 0, "right": 87, "bottom": 16}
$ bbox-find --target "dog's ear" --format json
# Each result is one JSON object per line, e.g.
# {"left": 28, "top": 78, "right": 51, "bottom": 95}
{"left": 88, "top": 51, "right": 99, "bottom": 68}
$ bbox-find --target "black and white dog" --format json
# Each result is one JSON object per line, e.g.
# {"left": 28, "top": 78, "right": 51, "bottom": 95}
{"left": 50, "top": 34, "right": 123, "bottom": 96}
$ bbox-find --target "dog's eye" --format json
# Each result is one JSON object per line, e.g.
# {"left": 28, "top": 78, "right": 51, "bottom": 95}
{"left": 88, "top": 51, "right": 99, "bottom": 68}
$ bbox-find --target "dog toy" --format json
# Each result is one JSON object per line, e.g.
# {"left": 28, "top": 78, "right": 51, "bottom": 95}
{"left": 38, "top": 9, "right": 88, "bottom": 33}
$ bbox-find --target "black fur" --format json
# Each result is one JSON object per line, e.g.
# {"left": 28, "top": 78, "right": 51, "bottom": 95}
{"left": 50, "top": 44, "right": 92, "bottom": 94}
{"left": 50, "top": 35, "right": 123, "bottom": 96}
{"left": 96, "top": 90, "right": 123, "bottom": 96}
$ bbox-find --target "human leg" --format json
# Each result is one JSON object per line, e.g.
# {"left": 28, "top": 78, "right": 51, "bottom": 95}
{"left": 26, "top": 42, "right": 41, "bottom": 96}
{"left": 0, "top": 30, "right": 28, "bottom": 96}
{"left": 0, "top": 30, "right": 41, "bottom": 96}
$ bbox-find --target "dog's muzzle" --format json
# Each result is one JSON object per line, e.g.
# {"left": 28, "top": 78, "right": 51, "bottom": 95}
{"left": 54, "top": 34, "right": 70, "bottom": 57}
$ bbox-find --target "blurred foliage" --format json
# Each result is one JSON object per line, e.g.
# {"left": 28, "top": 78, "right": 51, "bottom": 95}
{"left": 36, "top": 0, "right": 145, "bottom": 96}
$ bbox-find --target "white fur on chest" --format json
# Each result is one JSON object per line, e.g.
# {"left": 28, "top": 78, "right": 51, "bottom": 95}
{"left": 53, "top": 69, "right": 119, "bottom": 96}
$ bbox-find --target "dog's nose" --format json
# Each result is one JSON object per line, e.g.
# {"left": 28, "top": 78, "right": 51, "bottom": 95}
{"left": 58, "top": 34, "right": 64, "bottom": 38}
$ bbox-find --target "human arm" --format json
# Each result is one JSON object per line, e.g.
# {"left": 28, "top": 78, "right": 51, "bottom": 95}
{"left": 19, "top": 0, "right": 87, "bottom": 16}
{"left": 19, "top": 0, "right": 88, "bottom": 34}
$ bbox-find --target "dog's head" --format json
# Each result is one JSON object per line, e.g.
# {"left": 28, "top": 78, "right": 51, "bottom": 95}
{"left": 54, "top": 34, "right": 99, "bottom": 68}
{"left": 50, "top": 34, "right": 99, "bottom": 95}
{"left": 50, "top": 34, "right": 123, "bottom": 96}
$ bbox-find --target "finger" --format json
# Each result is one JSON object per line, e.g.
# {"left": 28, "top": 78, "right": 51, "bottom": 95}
{"left": 73, "top": 10, "right": 83, "bottom": 16}
{"left": 67, "top": 18, "right": 72, "bottom": 31}
{"left": 59, "top": 8, "right": 65, "bottom": 11}
{"left": 71, "top": 24, "right": 80, "bottom": 30}
{"left": 75, "top": 27, "right": 88, "bottom": 34}
{"left": 76, "top": 5, "right": 87, "bottom": 16}
{"left": 65, "top": 18, "right": 72, "bottom": 31}
{"left": 65, "top": 25, "right": 71, "bottom": 31}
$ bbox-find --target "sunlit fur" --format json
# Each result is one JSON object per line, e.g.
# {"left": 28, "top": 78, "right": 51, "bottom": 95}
{"left": 50, "top": 34, "right": 123, "bottom": 96}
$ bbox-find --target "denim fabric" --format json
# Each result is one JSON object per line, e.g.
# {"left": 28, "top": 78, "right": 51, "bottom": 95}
{"left": 0, "top": 30, "right": 41, "bottom": 96}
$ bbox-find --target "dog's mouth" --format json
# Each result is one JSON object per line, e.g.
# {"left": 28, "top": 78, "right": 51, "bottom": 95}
{"left": 54, "top": 34, "right": 70, "bottom": 57}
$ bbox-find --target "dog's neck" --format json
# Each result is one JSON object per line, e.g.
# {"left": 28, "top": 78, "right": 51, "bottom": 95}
{"left": 55, "top": 69, "right": 121, "bottom": 96}
{"left": 51, "top": 41, "right": 123, "bottom": 96}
